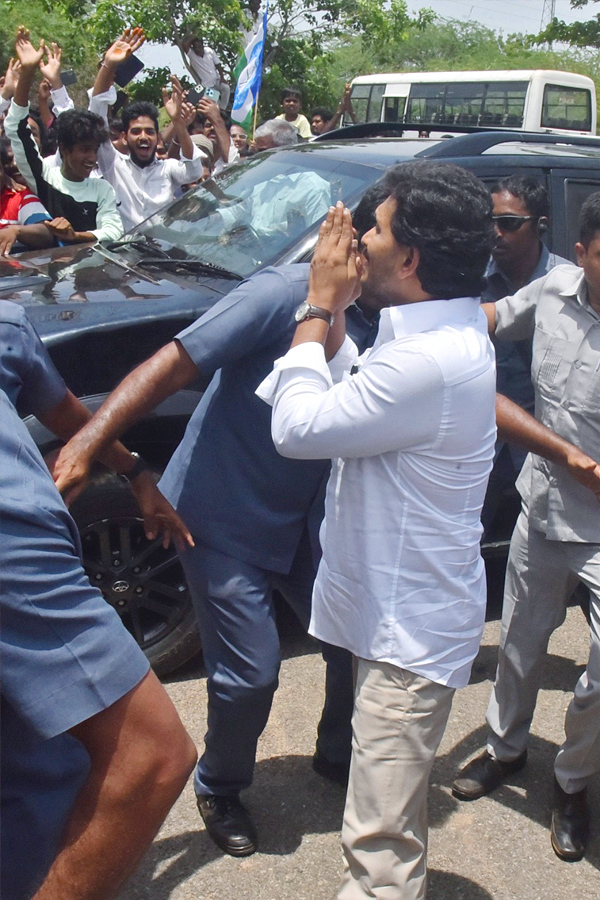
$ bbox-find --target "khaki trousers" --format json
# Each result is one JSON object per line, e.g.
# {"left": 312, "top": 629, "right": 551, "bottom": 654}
{"left": 486, "top": 509, "right": 600, "bottom": 793}
{"left": 338, "top": 659, "right": 455, "bottom": 900}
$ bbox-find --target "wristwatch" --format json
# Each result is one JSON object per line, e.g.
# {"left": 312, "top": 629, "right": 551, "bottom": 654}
{"left": 294, "top": 301, "right": 334, "bottom": 326}
{"left": 119, "top": 452, "right": 151, "bottom": 483}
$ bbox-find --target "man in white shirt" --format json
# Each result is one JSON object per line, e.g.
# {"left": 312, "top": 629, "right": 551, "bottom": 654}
{"left": 90, "top": 30, "right": 204, "bottom": 233}
{"left": 182, "top": 34, "right": 230, "bottom": 110}
{"left": 258, "top": 162, "right": 497, "bottom": 900}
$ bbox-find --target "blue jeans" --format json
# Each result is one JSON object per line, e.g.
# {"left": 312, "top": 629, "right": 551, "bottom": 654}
{"left": 179, "top": 534, "right": 353, "bottom": 797}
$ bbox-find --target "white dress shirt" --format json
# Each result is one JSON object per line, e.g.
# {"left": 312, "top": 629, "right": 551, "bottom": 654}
{"left": 89, "top": 90, "right": 205, "bottom": 232}
{"left": 258, "top": 298, "right": 496, "bottom": 688}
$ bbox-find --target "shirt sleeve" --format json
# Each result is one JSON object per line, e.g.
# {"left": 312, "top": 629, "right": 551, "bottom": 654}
{"left": 50, "top": 85, "right": 74, "bottom": 117}
{"left": 17, "top": 191, "right": 51, "bottom": 225}
{"left": 0, "top": 303, "right": 67, "bottom": 417}
{"left": 4, "top": 101, "right": 45, "bottom": 197}
{"left": 259, "top": 338, "right": 444, "bottom": 460}
{"left": 90, "top": 180, "right": 124, "bottom": 241}
{"left": 176, "top": 267, "right": 299, "bottom": 373}
{"left": 494, "top": 274, "right": 545, "bottom": 341}
{"left": 296, "top": 115, "right": 313, "bottom": 139}
{"left": 166, "top": 146, "right": 206, "bottom": 186}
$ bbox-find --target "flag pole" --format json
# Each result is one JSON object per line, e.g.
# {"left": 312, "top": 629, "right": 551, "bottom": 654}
{"left": 252, "top": 93, "right": 260, "bottom": 139}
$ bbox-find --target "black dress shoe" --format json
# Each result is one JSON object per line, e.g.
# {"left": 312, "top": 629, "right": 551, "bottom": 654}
{"left": 452, "top": 749, "right": 527, "bottom": 800}
{"left": 312, "top": 750, "right": 350, "bottom": 786}
{"left": 196, "top": 794, "right": 257, "bottom": 857}
{"left": 550, "top": 778, "right": 589, "bottom": 862}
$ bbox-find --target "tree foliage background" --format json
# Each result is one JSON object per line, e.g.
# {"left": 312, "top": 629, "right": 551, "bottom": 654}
{"left": 1, "top": 1, "right": 599, "bottom": 129}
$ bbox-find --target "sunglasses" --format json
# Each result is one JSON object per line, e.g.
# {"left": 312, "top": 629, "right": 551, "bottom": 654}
{"left": 492, "top": 214, "right": 536, "bottom": 233}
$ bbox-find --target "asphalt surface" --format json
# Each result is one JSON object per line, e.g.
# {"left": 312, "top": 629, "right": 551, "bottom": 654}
{"left": 124, "top": 606, "right": 599, "bottom": 899}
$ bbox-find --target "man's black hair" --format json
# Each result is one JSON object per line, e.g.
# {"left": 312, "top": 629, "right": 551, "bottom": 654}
{"left": 281, "top": 86, "right": 302, "bottom": 102}
{"left": 579, "top": 191, "right": 600, "bottom": 247}
{"left": 122, "top": 101, "right": 159, "bottom": 133}
{"left": 57, "top": 109, "right": 108, "bottom": 152}
{"left": 384, "top": 162, "right": 494, "bottom": 299}
{"left": 490, "top": 175, "right": 549, "bottom": 220}
{"left": 353, "top": 182, "right": 392, "bottom": 242}
{"left": 311, "top": 106, "right": 333, "bottom": 122}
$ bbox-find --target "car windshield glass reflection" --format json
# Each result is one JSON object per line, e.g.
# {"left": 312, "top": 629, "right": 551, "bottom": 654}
{"left": 133, "top": 151, "right": 375, "bottom": 277}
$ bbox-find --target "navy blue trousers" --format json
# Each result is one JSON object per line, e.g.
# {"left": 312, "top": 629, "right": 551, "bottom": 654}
{"left": 179, "top": 536, "right": 353, "bottom": 797}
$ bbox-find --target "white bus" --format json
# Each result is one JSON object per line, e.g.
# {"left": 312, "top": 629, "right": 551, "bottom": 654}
{"left": 345, "top": 70, "right": 597, "bottom": 136}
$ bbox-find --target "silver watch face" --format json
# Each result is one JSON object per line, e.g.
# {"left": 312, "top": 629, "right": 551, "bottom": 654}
{"left": 294, "top": 301, "right": 311, "bottom": 322}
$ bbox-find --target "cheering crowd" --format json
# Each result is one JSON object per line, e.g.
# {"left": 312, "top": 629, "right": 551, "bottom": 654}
{"left": 1, "top": 14, "right": 600, "bottom": 900}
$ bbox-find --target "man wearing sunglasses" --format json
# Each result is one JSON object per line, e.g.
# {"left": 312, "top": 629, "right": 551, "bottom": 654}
{"left": 480, "top": 176, "right": 568, "bottom": 536}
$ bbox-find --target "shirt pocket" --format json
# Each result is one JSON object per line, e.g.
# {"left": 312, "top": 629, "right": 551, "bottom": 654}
{"left": 533, "top": 327, "right": 574, "bottom": 403}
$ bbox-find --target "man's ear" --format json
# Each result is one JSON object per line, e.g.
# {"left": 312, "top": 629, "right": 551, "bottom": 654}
{"left": 400, "top": 245, "right": 421, "bottom": 280}
{"left": 574, "top": 241, "right": 586, "bottom": 266}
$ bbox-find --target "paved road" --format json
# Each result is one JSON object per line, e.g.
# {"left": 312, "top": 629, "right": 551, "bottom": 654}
{"left": 125, "top": 607, "right": 599, "bottom": 899}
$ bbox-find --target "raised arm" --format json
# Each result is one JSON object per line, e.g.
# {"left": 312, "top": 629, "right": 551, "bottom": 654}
{"left": 93, "top": 27, "right": 145, "bottom": 97}
{"left": 496, "top": 393, "right": 600, "bottom": 502}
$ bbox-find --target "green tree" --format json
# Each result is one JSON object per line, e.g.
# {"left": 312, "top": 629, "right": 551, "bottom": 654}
{"left": 536, "top": 0, "right": 600, "bottom": 49}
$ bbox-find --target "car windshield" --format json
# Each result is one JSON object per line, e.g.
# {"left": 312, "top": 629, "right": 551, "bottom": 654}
{"left": 131, "top": 149, "right": 380, "bottom": 278}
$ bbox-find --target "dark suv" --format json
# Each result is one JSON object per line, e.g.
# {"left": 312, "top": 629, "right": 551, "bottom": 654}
{"left": 5, "top": 129, "right": 600, "bottom": 675}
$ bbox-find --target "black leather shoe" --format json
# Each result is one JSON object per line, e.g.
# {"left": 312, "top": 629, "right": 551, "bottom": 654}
{"left": 312, "top": 750, "right": 350, "bottom": 786}
{"left": 550, "top": 779, "right": 589, "bottom": 862}
{"left": 196, "top": 794, "right": 257, "bottom": 857}
{"left": 452, "top": 749, "right": 527, "bottom": 801}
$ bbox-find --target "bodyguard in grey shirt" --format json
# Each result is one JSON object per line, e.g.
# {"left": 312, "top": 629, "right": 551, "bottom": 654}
{"left": 453, "top": 191, "right": 600, "bottom": 865}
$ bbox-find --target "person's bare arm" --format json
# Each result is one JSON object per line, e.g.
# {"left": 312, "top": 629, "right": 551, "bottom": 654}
{"left": 13, "top": 26, "right": 45, "bottom": 107}
{"left": 197, "top": 97, "right": 230, "bottom": 163}
{"left": 52, "top": 341, "right": 200, "bottom": 497}
{"left": 496, "top": 393, "right": 600, "bottom": 502}
{"left": 163, "top": 76, "right": 195, "bottom": 160}
{"left": 31, "top": 670, "right": 197, "bottom": 900}
{"left": 42, "top": 389, "right": 194, "bottom": 547}
{"left": 482, "top": 302, "right": 497, "bottom": 334}
{"left": 93, "top": 27, "right": 145, "bottom": 97}
{"left": 0, "top": 222, "right": 54, "bottom": 255}
{"left": 44, "top": 217, "right": 96, "bottom": 244}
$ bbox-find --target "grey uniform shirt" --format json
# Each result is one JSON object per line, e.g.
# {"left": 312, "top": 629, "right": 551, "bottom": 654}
{"left": 495, "top": 264, "right": 600, "bottom": 543}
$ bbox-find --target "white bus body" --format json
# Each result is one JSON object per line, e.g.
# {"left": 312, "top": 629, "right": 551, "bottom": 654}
{"left": 346, "top": 70, "right": 597, "bottom": 136}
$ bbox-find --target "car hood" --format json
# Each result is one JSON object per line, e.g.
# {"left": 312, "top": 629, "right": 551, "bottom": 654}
{"left": 1, "top": 242, "right": 234, "bottom": 342}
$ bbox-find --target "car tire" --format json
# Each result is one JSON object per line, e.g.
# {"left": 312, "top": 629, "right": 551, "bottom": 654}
{"left": 69, "top": 475, "right": 202, "bottom": 677}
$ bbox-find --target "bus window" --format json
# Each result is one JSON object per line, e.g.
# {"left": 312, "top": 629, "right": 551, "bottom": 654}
{"left": 407, "top": 84, "right": 445, "bottom": 124}
{"left": 351, "top": 84, "right": 372, "bottom": 124}
{"left": 350, "top": 83, "right": 386, "bottom": 123}
{"left": 446, "top": 82, "right": 485, "bottom": 125}
{"left": 542, "top": 85, "right": 592, "bottom": 132}
{"left": 482, "top": 82, "right": 527, "bottom": 127}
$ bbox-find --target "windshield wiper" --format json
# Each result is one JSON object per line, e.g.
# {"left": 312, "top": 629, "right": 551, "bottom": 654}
{"left": 104, "top": 237, "right": 172, "bottom": 260}
{"left": 135, "top": 257, "right": 242, "bottom": 280}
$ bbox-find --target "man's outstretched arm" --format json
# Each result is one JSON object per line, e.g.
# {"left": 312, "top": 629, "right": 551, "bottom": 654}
{"left": 52, "top": 341, "right": 200, "bottom": 498}
{"left": 32, "top": 670, "right": 197, "bottom": 900}
{"left": 496, "top": 393, "right": 600, "bottom": 502}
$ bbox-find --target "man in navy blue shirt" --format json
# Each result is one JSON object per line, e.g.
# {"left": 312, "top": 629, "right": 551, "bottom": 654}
{"left": 0, "top": 301, "right": 196, "bottom": 900}
{"left": 52, "top": 184, "right": 389, "bottom": 858}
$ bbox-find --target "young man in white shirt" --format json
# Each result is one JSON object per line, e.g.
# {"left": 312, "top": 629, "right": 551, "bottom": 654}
{"left": 258, "top": 162, "right": 497, "bottom": 899}
{"left": 90, "top": 29, "right": 204, "bottom": 233}
{"left": 182, "top": 34, "right": 230, "bottom": 110}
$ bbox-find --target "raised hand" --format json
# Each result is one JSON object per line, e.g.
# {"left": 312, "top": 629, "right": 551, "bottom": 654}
{"left": 39, "top": 42, "right": 63, "bottom": 89}
{"left": 307, "top": 202, "right": 362, "bottom": 313}
{"left": 162, "top": 75, "right": 184, "bottom": 122}
{"left": 1, "top": 57, "right": 21, "bottom": 99}
{"left": 15, "top": 26, "right": 45, "bottom": 69}
{"left": 104, "top": 26, "right": 145, "bottom": 67}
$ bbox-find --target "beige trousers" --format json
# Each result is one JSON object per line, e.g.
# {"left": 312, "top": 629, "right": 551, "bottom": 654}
{"left": 338, "top": 659, "right": 455, "bottom": 900}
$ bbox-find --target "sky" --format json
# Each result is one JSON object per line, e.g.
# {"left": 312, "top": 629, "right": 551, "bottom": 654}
{"left": 141, "top": 0, "right": 597, "bottom": 79}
